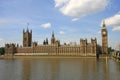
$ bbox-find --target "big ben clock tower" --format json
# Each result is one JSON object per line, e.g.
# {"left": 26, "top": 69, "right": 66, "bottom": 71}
{"left": 101, "top": 21, "right": 108, "bottom": 54}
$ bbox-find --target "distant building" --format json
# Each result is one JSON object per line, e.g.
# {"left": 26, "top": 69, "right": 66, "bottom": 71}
{"left": 5, "top": 22, "right": 108, "bottom": 56}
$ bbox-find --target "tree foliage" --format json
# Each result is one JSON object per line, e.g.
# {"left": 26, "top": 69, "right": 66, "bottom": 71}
{"left": 0, "top": 47, "right": 5, "bottom": 55}
{"left": 108, "top": 47, "right": 114, "bottom": 54}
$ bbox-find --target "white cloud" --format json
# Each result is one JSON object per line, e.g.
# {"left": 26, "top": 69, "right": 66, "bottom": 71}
{"left": 40, "top": 22, "right": 51, "bottom": 29}
{"left": 102, "top": 12, "right": 120, "bottom": 31}
{"left": 59, "top": 31, "right": 65, "bottom": 35}
{"left": 72, "top": 18, "right": 79, "bottom": 21}
{"left": 0, "top": 38, "right": 3, "bottom": 41}
{"left": 112, "top": 26, "right": 120, "bottom": 31}
{"left": 0, "top": 38, "right": 5, "bottom": 47}
{"left": 55, "top": 0, "right": 108, "bottom": 18}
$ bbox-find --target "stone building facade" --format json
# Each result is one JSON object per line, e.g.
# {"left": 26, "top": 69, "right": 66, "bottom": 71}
{"left": 5, "top": 22, "right": 108, "bottom": 56}
{"left": 23, "top": 28, "right": 32, "bottom": 47}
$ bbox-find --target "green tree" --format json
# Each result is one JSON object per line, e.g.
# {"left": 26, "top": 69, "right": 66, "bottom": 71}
{"left": 0, "top": 47, "right": 5, "bottom": 55}
{"left": 108, "top": 47, "right": 114, "bottom": 54}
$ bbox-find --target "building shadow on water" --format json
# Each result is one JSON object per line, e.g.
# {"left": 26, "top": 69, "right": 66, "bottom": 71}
{"left": 96, "top": 57, "right": 110, "bottom": 80}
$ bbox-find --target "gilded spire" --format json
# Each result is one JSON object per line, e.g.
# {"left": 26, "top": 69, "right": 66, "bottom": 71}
{"left": 52, "top": 31, "right": 54, "bottom": 37}
{"left": 26, "top": 23, "right": 29, "bottom": 32}
{"left": 102, "top": 20, "right": 106, "bottom": 28}
{"left": 23, "top": 29, "right": 25, "bottom": 33}
{"left": 27, "top": 27, "right": 29, "bottom": 32}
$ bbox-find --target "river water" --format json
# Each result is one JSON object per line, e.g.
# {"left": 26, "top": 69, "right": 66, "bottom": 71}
{"left": 0, "top": 57, "right": 120, "bottom": 80}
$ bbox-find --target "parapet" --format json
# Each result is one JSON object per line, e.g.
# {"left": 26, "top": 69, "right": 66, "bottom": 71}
{"left": 5, "top": 43, "right": 18, "bottom": 48}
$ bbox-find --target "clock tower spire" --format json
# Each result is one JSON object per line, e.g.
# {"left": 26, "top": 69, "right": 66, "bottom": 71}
{"left": 101, "top": 21, "right": 108, "bottom": 54}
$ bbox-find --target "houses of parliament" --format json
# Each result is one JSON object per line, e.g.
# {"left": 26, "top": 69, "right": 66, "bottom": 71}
{"left": 5, "top": 21, "right": 108, "bottom": 56}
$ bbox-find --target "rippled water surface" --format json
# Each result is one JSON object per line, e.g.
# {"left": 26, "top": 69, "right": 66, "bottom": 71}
{"left": 0, "top": 58, "right": 120, "bottom": 80}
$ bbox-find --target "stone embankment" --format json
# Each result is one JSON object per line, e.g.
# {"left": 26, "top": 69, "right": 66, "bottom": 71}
{"left": 111, "top": 52, "right": 120, "bottom": 62}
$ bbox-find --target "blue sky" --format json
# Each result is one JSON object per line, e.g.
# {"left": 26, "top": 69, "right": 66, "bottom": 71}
{"left": 0, "top": 0, "right": 120, "bottom": 49}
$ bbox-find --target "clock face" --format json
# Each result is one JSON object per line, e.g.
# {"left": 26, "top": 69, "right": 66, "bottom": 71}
{"left": 103, "top": 31, "right": 106, "bottom": 35}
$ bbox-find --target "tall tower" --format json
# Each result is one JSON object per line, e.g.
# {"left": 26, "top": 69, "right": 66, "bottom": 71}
{"left": 23, "top": 28, "right": 32, "bottom": 47}
{"left": 51, "top": 31, "right": 55, "bottom": 44}
{"left": 101, "top": 21, "right": 108, "bottom": 54}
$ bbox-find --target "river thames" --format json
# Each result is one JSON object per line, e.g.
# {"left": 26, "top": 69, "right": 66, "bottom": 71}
{"left": 0, "top": 57, "right": 120, "bottom": 80}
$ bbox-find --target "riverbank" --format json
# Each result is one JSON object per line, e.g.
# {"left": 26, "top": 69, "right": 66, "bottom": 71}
{"left": 0, "top": 55, "right": 110, "bottom": 59}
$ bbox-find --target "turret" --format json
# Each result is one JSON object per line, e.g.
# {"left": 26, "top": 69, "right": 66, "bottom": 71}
{"left": 43, "top": 38, "right": 49, "bottom": 45}
{"left": 51, "top": 31, "right": 55, "bottom": 45}
{"left": 80, "top": 38, "right": 87, "bottom": 47}
{"left": 32, "top": 42, "right": 38, "bottom": 47}
{"left": 91, "top": 38, "right": 97, "bottom": 46}
{"left": 5, "top": 43, "right": 16, "bottom": 56}
{"left": 46, "top": 38, "right": 48, "bottom": 45}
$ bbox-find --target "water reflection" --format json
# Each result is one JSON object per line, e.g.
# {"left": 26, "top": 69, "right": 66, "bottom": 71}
{"left": 0, "top": 58, "right": 120, "bottom": 80}
{"left": 0, "top": 59, "right": 22, "bottom": 80}
{"left": 22, "top": 59, "right": 31, "bottom": 80}
{"left": 96, "top": 57, "right": 109, "bottom": 80}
